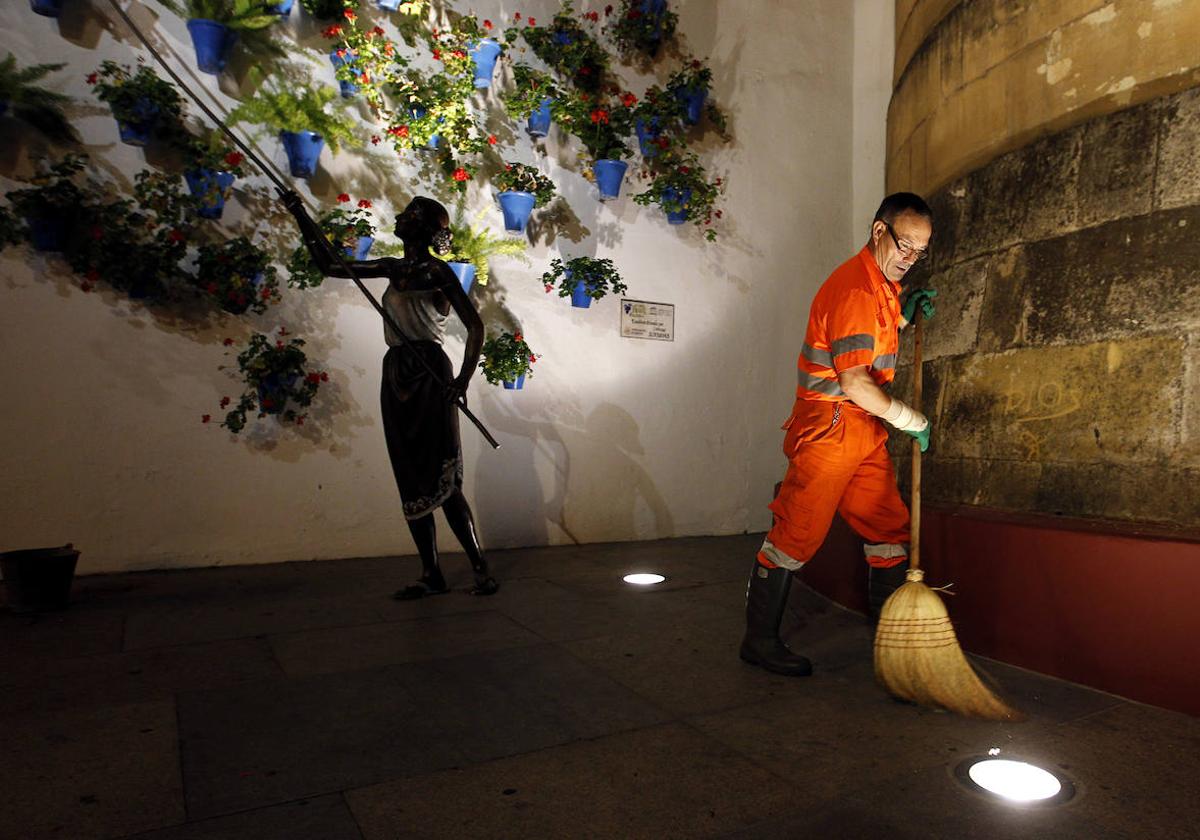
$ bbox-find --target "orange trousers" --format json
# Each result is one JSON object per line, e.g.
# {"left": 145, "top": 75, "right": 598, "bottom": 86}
{"left": 760, "top": 398, "right": 910, "bottom": 570}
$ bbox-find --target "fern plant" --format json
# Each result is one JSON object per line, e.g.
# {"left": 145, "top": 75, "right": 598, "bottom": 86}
{"left": 228, "top": 71, "right": 359, "bottom": 152}
{"left": 0, "top": 54, "right": 76, "bottom": 144}
{"left": 438, "top": 207, "right": 530, "bottom": 287}
{"left": 154, "top": 0, "right": 279, "bottom": 29}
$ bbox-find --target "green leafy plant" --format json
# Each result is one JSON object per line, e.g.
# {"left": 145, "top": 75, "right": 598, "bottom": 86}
{"left": 492, "top": 162, "right": 556, "bottom": 207}
{"left": 666, "top": 58, "right": 728, "bottom": 134}
{"left": 500, "top": 65, "right": 560, "bottom": 121}
{"left": 285, "top": 193, "right": 379, "bottom": 289}
{"left": 322, "top": 10, "right": 411, "bottom": 115}
{"left": 227, "top": 69, "right": 360, "bottom": 152}
{"left": 554, "top": 86, "right": 636, "bottom": 162}
{"left": 521, "top": 2, "right": 609, "bottom": 93}
{"left": 88, "top": 60, "right": 184, "bottom": 132}
{"left": 633, "top": 150, "right": 724, "bottom": 241}
{"left": 0, "top": 54, "right": 77, "bottom": 144}
{"left": 154, "top": 0, "right": 279, "bottom": 28}
{"left": 183, "top": 131, "right": 249, "bottom": 177}
{"left": 4, "top": 154, "right": 87, "bottom": 222}
{"left": 629, "top": 84, "right": 685, "bottom": 153}
{"left": 195, "top": 236, "right": 281, "bottom": 314}
{"left": 607, "top": 0, "right": 677, "bottom": 57}
{"left": 479, "top": 330, "right": 538, "bottom": 385}
{"left": 300, "top": 0, "right": 358, "bottom": 21}
{"left": 216, "top": 330, "right": 327, "bottom": 432}
{"left": 438, "top": 206, "right": 529, "bottom": 287}
{"left": 541, "top": 255, "right": 627, "bottom": 301}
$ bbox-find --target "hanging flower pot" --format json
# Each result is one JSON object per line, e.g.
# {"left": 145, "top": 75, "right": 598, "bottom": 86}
{"left": 408, "top": 106, "right": 440, "bottom": 151}
{"left": 184, "top": 169, "right": 236, "bottom": 220}
{"left": 116, "top": 98, "right": 160, "bottom": 146}
{"left": 329, "top": 49, "right": 358, "bottom": 98}
{"left": 570, "top": 276, "right": 593, "bottom": 309}
{"left": 30, "top": 0, "right": 63, "bottom": 17}
{"left": 470, "top": 39, "right": 502, "bottom": 89}
{"left": 0, "top": 545, "right": 79, "bottom": 613}
{"left": 635, "top": 117, "right": 662, "bottom": 158}
{"left": 214, "top": 272, "right": 263, "bottom": 315}
{"left": 527, "top": 97, "right": 553, "bottom": 138}
{"left": 279, "top": 130, "right": 324, "bottom": 178}
{"left": 662, "top": 186, "right": 692, "bottom": 224}
{"left": 674, "top": 84, "right": 707, "bottom": 125}
{"left": 593, "top": 159, "right": 629, "bottom": 200}
{"left": 448, "top": 261, "right": 476, "bottom": 293}
{"left": 186, "top": 19, "right": 239, "bottom": 76}
{"left": 553, "top": 30, "right": 574, "bottom": 46}
{"left": 272, "top": 0, "right": 295, "bottom": 15}
{"left": 497, "top": 191, "right": 536, "bottom": 234}
{"left": 343, "top": 235, "right": 374, "bottom": 261}
{"left": 377, "top": 0, "right": 402, "bottom": 9}
{"left": 503, "top": 373, "right": 526, "bottom": 390}
{"left": 257, "top": 371, "right": 301, "bottom": 415}
{"left": 26, "top": 215, "right": 66, "bottom": 252}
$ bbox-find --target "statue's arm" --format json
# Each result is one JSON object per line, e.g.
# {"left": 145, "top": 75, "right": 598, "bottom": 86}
{"left": 278, "top": 190, "right": 395, "bottom": 280}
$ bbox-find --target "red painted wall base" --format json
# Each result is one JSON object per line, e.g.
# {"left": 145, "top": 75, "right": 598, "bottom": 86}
{"left": 799, "top": 505, "right": 1200, "bottom": 717}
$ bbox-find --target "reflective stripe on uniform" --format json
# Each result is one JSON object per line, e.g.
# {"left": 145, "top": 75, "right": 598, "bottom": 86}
{"left": 831, "top": 333, "right": 875, "bottom": 357}
{"left": 797, "top": 369, "right": 845, "bottom": 397}
{"left": 801, "top": 342, "right": 833, "bottom": 368}
{"left": 872, "top": 353, "right": 897, "bottom": 371}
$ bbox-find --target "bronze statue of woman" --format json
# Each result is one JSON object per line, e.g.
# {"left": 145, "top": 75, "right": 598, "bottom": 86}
{"left": 279, "top": 190, "right": 499, "bottom": 598}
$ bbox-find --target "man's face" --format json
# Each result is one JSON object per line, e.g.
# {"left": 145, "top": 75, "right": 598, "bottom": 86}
{"left": 870, "top": 210, "right": 932, "bottom": 283}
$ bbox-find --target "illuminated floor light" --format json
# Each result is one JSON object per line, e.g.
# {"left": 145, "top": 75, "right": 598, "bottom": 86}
{"left": 955, "top": 755, "right": 1074, "bottom": 806}
{"left": 623, "top": 573, "right": 665, "bottom": 585}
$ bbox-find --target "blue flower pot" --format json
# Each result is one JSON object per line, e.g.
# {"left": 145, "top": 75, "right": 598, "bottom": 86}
{"left": 674, "top": 84, "right": 707, "bottom": 125}
{"left": 571, "top": 278, "right": 595, "bottom": 309}
{"left": 186, "top": 19, "right": 238, "bottom": 76}
{"left": 257, "top": 372, "right": 300, "bottom": 414}
{"left": 662, "top": 186, "right": 691, "bottom": 224}
{"left": 594, "top": 159, "right": 629, "bottom": 200}
{"left": 552, "top": 31, "right": 574, "bottom": 46}
{"left": 26, "top": 216, "right": 66, "bottom": 252}
{"left": 329, "top": 49, "right": 358, "bottom": 98}
{"left": 636, "top": 117, "right": 662, "bottom": 157}
{"left": 498, "top": 191, "right": 535, "bottom": 234}
{"left": 377, "top": 0, "right": 402, "bottom": 8}
{"left": 279, "top": 130, "right": 324, "bottom": 178}
{"left": 448, "top": 261, "right": 476, "bottom": 293}
{"left": 343, "top": 235, "right": 374, "bottom": 261}
{"left": 185, "top": 169, "right": 236, "bottom": 220}
{"left": 470, "top": 39, "right": 502, "bottom": 89}
{"left": 116, "top": 98, "right": 160, "bottom": 146}
{"left": 30, "top": 0, "right": 63, "bottom": 17}
{"left": 527, "top": 97, "right": 552, "bottom": 138}
{"left": 503, "top": 373, "right": 526, "bottom": 390}
{"left": 271, "top": 0, "right": 295, "bottom": 15}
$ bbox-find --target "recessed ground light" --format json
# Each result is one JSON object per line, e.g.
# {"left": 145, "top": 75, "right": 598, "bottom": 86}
{"left": 955, "top": 754, "right": 1075, "bottom": 806}
{"left": 623, "top": 573, "right": 665, "bottom": 585}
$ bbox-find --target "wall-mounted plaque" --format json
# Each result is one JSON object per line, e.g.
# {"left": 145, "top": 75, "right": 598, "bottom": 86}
{"left": 620, "top": 299, "right": 674, "bottom": 342}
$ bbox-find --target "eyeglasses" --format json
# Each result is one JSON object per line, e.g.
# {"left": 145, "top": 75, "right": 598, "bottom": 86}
{"left": 883, "top": 222, "right": 929, "bottom": 262}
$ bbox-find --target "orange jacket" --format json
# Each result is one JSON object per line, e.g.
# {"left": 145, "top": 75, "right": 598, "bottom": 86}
{"left": 795, "top": 246, "right": 902, "bottom": 402}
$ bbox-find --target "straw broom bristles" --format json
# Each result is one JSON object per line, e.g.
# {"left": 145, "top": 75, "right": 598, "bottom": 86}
{"left": 872, "top": 313, "right": 1021, "bottom": 721}
{"left": 874, "top": 569, "right": 1022, "bottom": 720}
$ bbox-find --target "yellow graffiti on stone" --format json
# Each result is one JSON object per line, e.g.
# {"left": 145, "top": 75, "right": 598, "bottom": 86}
{"left": 1002, "top": 379, "right": 1084, "bottom": 424}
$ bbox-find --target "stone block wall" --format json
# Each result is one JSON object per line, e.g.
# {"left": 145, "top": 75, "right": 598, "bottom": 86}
{"left": 889, "top": 87, "right": 1200, "bottom": 528}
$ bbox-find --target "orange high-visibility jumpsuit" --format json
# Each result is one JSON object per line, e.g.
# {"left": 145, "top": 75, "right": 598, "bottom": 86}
{"left": 758, "top": 246, "right": 910, "bottom": 571}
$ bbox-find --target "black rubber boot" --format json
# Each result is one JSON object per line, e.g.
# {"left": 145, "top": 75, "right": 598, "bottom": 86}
{"left": 739, "top": 561, "right": 813, "bottom": 676}
{"left": 868, "top": 560, "right": 910, "bottom": 620}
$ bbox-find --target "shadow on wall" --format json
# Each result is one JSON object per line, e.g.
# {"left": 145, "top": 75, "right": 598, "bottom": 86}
{"left": 474, "top": 397, "right": 674, "bottom": 547}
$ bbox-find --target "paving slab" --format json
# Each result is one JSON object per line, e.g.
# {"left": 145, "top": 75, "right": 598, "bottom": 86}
{"left": 345, "top": 722, "right": 796, "bottom": 840}
{"left": 0, "top": 700, "right": 184, "bottom": 840}
{"left": 0, "top": 608, "right": 126, "bottom": 664}
{"left": 118, "top": 794, "right": 363, "bottom": 840}
{"left": 268, "top": 609, "right": 543, "bottom": 677}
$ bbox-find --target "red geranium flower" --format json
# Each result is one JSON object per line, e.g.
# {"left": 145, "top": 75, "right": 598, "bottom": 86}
{"left": 89, "top": 225, "right": 103, "bottom": 240}
{"left": 220, "top": 396, "right": 231, "bottom": 408}
{"left": 86, "top": 73, "right": 98, "bottom": 85}
{"left": 337, "top": 193, "right": 350, "bottom": 202}
{"left": 452, "top": 50, "right": 466, "bottom": 59}
{"left": 260, "top": 397, "right": 275, "bottom": 410}
{"left": 223, "top": 337, "right": 235, "bottom": 346}
{"left": 372, "top": 26, "right": 385, "bottom": 36}
{"left": 306, "top": 372, "right": 321, "bottom": 384}
{"left": 527, "top": 16, "right": 536, "bottom": 26}
{"left": 483, "top": 19, "right": 493, "bottom": 29}
{"left": 201, "top": 415, "right": 211, "bottom": 424}
{"left": 85, "top": 268, "right": 100, "bottom": 283}
{"left": 358, "top": 199, "right": 372, "bottom": 209}
{"left": 513, "top": 12, "right": 520, "bottom": 20}
{"left": 168, "top": 229, "right": 186, "bottom": 243}
{"left": 278, "top": 326, "right": 289, "bottom": 335}
{"left": 692, "top": 59, "right": 702, "bottom": 69}
{"left": 622, "top": 92, "right": 637, "bottom": 107}
{"left": 487, "top": 135, "right": 497, "bottom": 145}
{"left": 589, "top": 108, "right": 609, "bottom": 124}
{"left": 432, "top": 49, "right": 442, "bottom": 61}
{"left": 322, "top": 24, "right": 342, "bottom": 38}
{"left": 452, "top": 168, "right": 469, "bottom": 182}
{"left": 343, "top": 8, "right": 355, "bottom": 20}
{"left": 679, "top": 166, "right": 690, "bottom": 175}
{"left": 371, "top": 135, "right": 381, "bottom": 145}
{"left": 514, "top": 332, "right": 523, "bottom": 341}
{"left": 585, "top": 11, "right": 599, "bottom": 21}
{"left": 605, "top": 4, "right": 613, "bottom": 14}
{"left": 320, "top": 372, "right": 329, "bottom": 382}
{"left": 224, "top": 151, "right": 244, "bottom": 167}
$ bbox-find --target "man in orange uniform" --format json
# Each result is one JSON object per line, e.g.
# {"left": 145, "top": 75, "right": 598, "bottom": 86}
{"left": 740, "top": 193, "right": 937, "bottom": 676}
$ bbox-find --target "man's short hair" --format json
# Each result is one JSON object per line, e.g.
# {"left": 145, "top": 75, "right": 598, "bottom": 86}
{"left": 873, "top": 192, "right": 933, "bottom": 226}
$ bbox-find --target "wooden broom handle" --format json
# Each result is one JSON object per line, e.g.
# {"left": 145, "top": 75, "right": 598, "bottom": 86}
{"left": 910, "top": 314, "right": 923, "bottom": 570}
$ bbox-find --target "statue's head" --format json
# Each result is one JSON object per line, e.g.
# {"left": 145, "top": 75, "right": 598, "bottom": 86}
{"left": 395, "top": 197, "right": 451, "bottom": 253}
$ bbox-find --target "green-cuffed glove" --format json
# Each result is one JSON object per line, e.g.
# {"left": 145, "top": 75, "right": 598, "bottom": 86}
{"left": 905, "top": 424, "right": 931, "bottom": 453}
{"left": 902, "top": 288, "right": 937, "bottom": 323}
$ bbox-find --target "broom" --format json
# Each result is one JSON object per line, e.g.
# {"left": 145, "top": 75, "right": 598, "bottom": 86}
{"left": 873, "top": 313, "right": 1022, "bottom": 721}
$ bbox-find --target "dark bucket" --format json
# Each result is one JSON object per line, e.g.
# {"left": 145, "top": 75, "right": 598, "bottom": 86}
{"left": 1, "top": 544, "right": 79, "bottom": 612}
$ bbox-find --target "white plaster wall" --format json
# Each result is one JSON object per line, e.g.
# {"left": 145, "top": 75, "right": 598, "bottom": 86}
{"left": 0, "top": 0, "right": 888, "bottom": 574}
{"left": 852, "top": 0, "right": 894, "bottom": 236}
